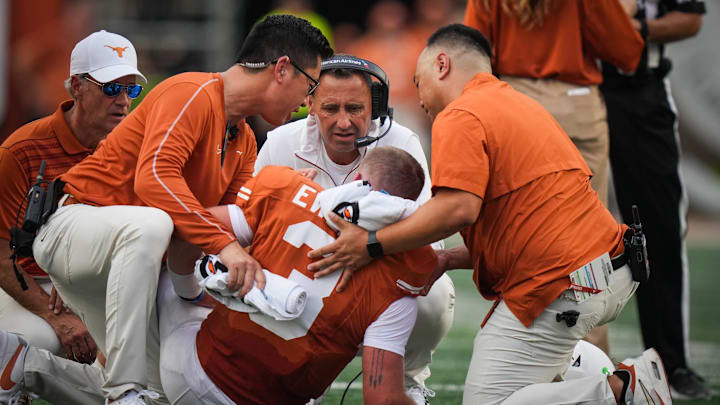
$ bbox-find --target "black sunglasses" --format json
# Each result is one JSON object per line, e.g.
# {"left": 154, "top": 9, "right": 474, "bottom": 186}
{"left": 237, "top": 58, "right": 319, "bottom": 96}
{"left": 82, "top": 75, "right": 143, "bottom": 99}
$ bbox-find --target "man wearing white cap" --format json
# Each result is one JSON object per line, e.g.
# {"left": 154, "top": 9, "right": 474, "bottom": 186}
{"left": 0, "top": 29, "right": 145, "bottom": 370}
{"left": 0, "top": 15, "right": 333, "bottom": 405}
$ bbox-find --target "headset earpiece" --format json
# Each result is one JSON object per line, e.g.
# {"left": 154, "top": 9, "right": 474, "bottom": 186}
{"left": 370, "top": 82, "right": 389, "bottom": 120}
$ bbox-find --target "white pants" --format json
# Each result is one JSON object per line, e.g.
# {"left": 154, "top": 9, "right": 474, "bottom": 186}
{"left": 23, "top": 345, "right": 106, "bottom": 405}
{"left": 157, "top": 272, "right": 234, "bottom": 405}
{"left": 463, "top": 265, "right": 638, "bottom": 405}
{"left": 32, "top": 203, "right": 173, "bottom": 400}
{"left": 405, "top": 273, "right": 455, "bottom": 388}
{"left": 0, "top": 280, "right": 62, "bottom": 355}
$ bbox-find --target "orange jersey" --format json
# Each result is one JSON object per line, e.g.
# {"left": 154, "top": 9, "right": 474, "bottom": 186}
{"left": 464, "top": 0, "right": 643, "bottom": 85}
{"left": 196, "top": 166, "right": 437, "bottom": 404}
{"left": 61, "top": 72, "right": 257, "bottom": 254}
{"left": 0, "top": 101, "right": 90, "bottom": 277}
{"left": 431, "top": 74, "right": 626, "bottom": 327}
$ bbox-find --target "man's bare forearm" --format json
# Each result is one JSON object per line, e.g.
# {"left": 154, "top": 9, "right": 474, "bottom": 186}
{"left": 645, "top": 11, "right": 702, "bottom": 43}
{"left": 378, "top": 188, "right": 482, "bottom": 256}
{"left": 0, "top": 241, "right": 53, "bottom": 321}
{"left": 443, "top": 245, "right": 473, "bottom": 270}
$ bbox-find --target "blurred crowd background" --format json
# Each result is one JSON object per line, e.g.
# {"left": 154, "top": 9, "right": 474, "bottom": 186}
{"left": 1, "top": 0, "right": 718, "bottom": 220}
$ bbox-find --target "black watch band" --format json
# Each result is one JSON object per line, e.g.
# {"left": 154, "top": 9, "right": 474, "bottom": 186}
{"left": 366, "top": 230, "right": 384, "bottom": 258}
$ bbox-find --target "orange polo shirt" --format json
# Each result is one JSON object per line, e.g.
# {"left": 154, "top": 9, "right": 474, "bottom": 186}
{"left": 431, "top": 74, "right": 626, "bottom": 326}
{"left": 0, "top": 100, "right": 91, "bottom": 277}
{"left": 61, "top": 72, "right": 257, "bottom": 254}
{"left": 464, "top": 0, "right": 644, "bottom": 85}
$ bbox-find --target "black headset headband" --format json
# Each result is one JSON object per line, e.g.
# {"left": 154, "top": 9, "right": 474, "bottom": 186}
{"left": 321, "top": 56, "right": 389, "bottom": 90}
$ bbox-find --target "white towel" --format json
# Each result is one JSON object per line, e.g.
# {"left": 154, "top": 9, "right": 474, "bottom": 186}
{"left": 194, "top": 255, "right": 307, "bottom": 320}
{"left": 316, "top": 180, "right": 419, "bottom": 232}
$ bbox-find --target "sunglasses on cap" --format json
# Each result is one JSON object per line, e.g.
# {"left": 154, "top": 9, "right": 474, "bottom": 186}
{"left": 237, "top": 58, "right": 319, "bottom": 96}
{"left": 82, "top": 75, "right": 143, "bottom": 99}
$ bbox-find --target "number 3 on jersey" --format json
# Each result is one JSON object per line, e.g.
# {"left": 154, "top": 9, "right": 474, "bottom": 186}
{"left": 249, "top": 220, "right": 341, "bottom": 340}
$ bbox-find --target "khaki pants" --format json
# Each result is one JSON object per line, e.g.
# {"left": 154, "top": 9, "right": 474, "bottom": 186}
{"left": 503, "top": 77, "right": 609, "bottom": 205}
{"left": 463, "top": 266, "right": 638, "bottom": 404}
{"left": 32, "top": 203, "right": 173, "bottom": 400}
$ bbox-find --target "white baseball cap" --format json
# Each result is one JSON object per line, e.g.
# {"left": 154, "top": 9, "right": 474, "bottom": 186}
{"left": 70, "top": 30, "right": 146, "bottom": 83}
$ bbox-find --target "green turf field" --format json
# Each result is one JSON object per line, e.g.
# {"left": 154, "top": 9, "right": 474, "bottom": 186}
{"left": 322, "top": 242, "right": 720, "bottom": 405}
{"left": 34, "top": 239, "right": 720, "bottom": 405}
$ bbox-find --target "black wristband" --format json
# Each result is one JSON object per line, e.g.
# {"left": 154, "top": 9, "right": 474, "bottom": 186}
{"left": 366, "top": 230, "right": 384, "bottom": 258}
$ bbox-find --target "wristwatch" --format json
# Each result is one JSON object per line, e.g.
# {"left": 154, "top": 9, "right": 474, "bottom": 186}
{"left": 366, "top": 230, "right": 384, "bottom": 258}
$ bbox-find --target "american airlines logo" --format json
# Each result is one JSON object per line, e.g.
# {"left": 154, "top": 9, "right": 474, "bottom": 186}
{"left": 322, "top": 58, "right": 369, "bottom": 69}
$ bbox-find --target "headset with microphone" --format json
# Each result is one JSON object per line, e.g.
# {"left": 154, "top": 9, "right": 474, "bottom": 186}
{"left": 320, "top": 55, "right": 394, "bottom": 148}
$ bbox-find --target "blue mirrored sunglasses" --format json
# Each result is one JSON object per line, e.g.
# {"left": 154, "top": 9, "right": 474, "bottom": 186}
{"left": 82, "top": 75, "right": 143, "bottom": 99}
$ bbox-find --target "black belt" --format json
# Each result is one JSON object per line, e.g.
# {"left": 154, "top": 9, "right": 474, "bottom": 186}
{"left": 611, "top": 253, "right": 628, "bottom": 271}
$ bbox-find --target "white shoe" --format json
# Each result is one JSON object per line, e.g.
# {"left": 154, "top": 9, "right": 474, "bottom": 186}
{"left": 0, "top": 331, "right": 28, "bottom": 405}
{"left": 106, "top": 389, "right": 161, "bottom": 405}
{"left": 616, "top": 348, "right": 673, "bottom": 405}
{"left": 406, "top": 385, "right": 435, "bottom": 405}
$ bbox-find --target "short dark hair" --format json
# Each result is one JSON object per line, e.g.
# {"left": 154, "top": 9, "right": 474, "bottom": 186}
{"left": 236, "top": 14, "right": 333, "bottom": 70}
{"left": 361, "top": 147, "right": 425, "bottom": 201}
{"left": 427, "top": 24, "right": 492, "bottom": 59}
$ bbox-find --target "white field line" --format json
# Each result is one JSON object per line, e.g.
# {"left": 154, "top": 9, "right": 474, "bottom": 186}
{"left": 330, "top": 382, "right": 465, "bottom": 392}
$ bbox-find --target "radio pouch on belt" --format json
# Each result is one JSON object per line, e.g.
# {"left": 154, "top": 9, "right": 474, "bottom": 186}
{"left": 8, "top": 160, "right": 65, "bottom": 290}
{"left": 42, "top": 179, "right": 66, "bottom": 224}
{"left": 624, "top": 205, "right": 650, "bottom": 283}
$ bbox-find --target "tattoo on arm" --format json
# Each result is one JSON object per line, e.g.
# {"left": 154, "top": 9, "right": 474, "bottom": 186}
{"left": 367, "top": 347, "right": 385, "bottom": 388}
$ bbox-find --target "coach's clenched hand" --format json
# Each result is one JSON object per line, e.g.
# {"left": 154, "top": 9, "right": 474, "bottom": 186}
{"left": 47, "top": 313, "right": 98, "bottom": 364}
{"left": 219, "top": 241, "right": 265, "bottom": 296}
{"left": 307, "top": 213, "right": 373, "bottom": 292}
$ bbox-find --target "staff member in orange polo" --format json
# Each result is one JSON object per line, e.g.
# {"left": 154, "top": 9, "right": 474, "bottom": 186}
{"left": 0, "top": 30, "right": 144, "bottom": 364}
{"left": 463, "top": 0, "right": 644, "bottom": 354}
{"left": 307, "top": 25, "right": 672, "bottom": 404}
{"left": 27, "top": 15, "right": 332, "bottom": 405}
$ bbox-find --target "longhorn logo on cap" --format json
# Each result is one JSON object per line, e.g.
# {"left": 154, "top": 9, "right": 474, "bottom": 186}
{"left": 105, "top": 45, "right": 129, "bottom": 57}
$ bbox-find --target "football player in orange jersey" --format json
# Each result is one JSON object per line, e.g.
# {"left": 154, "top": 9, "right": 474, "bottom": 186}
{"left": 156, "top": 146, "right": 437, "bottom": 405}
{"left": 0, "top": 146, "right": 429, "bottom": 405}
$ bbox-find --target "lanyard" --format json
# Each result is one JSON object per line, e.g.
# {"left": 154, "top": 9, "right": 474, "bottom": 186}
{"left": 221, "top": 122, "right": 239, "bottom": 167}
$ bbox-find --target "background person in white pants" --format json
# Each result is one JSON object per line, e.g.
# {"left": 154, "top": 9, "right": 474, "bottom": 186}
{"left": 255, "top": 54, "right": 455, "bottom": 404}
{"left": 0, "top": 30, "right": 145, "bottom": 364}
{"left": 30, "top": 15, "right": 333, "bottom": 405}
